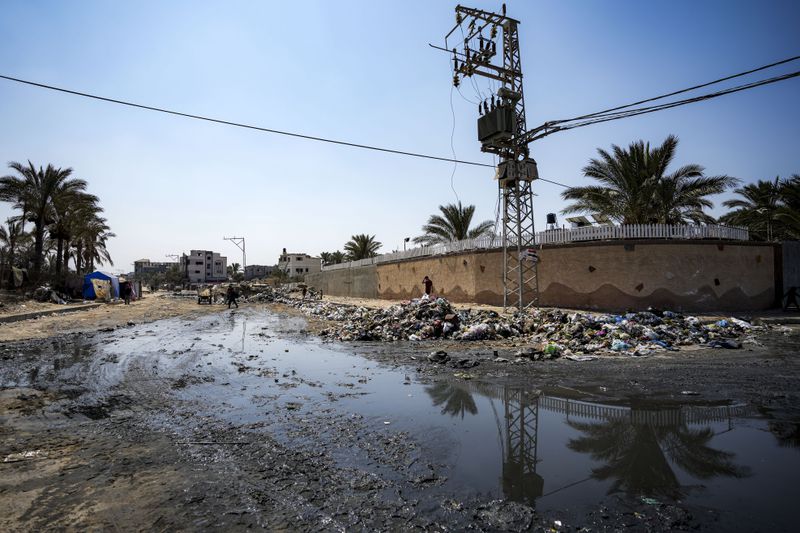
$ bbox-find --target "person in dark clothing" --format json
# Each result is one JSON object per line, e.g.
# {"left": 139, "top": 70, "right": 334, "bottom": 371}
{"left": 784, "top": 286, "right": 800, "bottom": 311}
{"left": 226, "top": 284, "right": 239, "bottom": 309}
{"left": 121, "top": 282, "right": 132, "bottom": 305}
{"left": 301, "top": 286, "right": 307, "bottom": 299}
{"left": 422, "top": 276, "right": 433, "bottom": 297}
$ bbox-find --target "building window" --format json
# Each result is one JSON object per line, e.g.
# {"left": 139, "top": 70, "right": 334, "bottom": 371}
{"left": 305, "top": 268, "right": 308, "bottom": 272}
{"left": 194, "top": 270, "right": 201, "bottom": 274}
{"left": 296, "top": 257, "right": 303, "bottom": 261}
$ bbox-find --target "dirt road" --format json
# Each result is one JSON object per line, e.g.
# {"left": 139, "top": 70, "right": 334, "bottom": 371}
{"left": 0, "top": 293, "right": 229, "bottom": 342}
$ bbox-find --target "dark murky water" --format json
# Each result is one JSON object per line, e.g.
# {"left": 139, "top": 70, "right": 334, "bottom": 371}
{"left": 6, "top": 309, "right": 799, "bottom": 530}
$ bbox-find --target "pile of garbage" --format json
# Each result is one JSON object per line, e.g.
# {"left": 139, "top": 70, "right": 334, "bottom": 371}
{"left": 28, "top": 286, "right": 69, "bottom": 304}
{"left": 255, "top": 293, "right": 757, "bottom": 355}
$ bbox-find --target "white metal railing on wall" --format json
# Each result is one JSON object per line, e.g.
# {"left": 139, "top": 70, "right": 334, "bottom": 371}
{"left": 320, "top": 224, "right": 749, "bottom": 271}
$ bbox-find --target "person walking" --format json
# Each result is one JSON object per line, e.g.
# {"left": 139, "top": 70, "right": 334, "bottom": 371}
{"left": 226, "top": 284, "right": 239, "bottom": 309}
{"left": 121, "top": 282, "right": 132, "bottom": 305}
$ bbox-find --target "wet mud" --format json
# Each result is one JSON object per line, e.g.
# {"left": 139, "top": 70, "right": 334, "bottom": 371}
{"left": 1, "top": 307, "right": 798, "bottom": 531}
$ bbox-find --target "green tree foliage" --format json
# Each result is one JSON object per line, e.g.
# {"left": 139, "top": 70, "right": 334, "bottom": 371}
{"left": 721, "top": 175, "right": 800, "bottom": 241}
{"left": 413, "top": 202, "right": 494, "bottom": 246}
{"left": 0, "top": 218, "right": 30, "bottom": 286}
{"left": 320, "top": 250, "right": 346, "bottom": 266}
{"left": 0, "top": 161, "right": 113, "bottom": 283}
{"left": 562, "top": 135, "right": 737, "bottom": 224}
{"left": 344, "top": 234, "right": 381, "bottom": 261}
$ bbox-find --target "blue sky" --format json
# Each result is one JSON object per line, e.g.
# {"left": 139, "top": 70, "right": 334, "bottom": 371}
{"left": 1, "top": 0, "right": 798, "bottom": 273}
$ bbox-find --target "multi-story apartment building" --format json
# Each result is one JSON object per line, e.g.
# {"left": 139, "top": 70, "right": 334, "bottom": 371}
{"left": 277, "top": 249, "right": 321, "bottom": 277}
{"left": 244, "top": 264, "right": 275, "bottom": 281}
{"left": 133, "top": 259, "right": 178, "bottom": 277}
{"left": 181, "top": 250, "right": 228, "bottom": 284}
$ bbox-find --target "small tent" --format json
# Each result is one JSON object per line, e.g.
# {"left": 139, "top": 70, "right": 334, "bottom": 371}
{"left": 83, "top": 271, "right": 120, "bottom": 300}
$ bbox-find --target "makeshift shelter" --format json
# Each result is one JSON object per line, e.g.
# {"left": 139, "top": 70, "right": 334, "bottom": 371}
{"left": 82, "top": 271, "right": 120, "bottom": 300}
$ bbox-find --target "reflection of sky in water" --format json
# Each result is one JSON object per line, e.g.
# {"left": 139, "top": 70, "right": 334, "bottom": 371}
{"left": 21, "top": 309, "right": 799, "bottom": 531}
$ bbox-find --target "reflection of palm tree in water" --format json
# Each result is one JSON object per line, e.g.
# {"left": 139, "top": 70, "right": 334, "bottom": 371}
{"left": 425, "top": 380, "right": 478, "bottom": 419}
{"left": 567, "top": 417, "right": 749, "bottom": 498}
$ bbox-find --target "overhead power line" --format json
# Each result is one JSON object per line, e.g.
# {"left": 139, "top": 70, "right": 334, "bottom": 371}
{"left": 527, "top": 69, "right": 800, "bottom": 141}
{"left": 2, "top": 54, "right": 798, "bottom": 186}
{"left": 555, "top": 54, "right": 800, "bottom": 124}
{"left": 0, "top": 74, "right": 493, "bottom": 168}
{"left": 524, "top": 56, "right": 800, "bottom": 142}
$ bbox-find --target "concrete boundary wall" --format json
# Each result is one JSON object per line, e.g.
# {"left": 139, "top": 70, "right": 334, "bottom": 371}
{"left": 306, "top": 241, "right": 778, "bottom": 312}
{"left": 305, "top": 265, "right": 377, "bottom": 300}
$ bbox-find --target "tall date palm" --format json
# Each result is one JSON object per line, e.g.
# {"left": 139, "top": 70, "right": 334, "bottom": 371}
{"left": 0, "top": 161, "right": 89, "bottom": 279}
{"left": 413, "top": 202, "right": 494, "bottom": 246}
{"left": 344, "top": 234, "right": 381, "bottom": 260}
{"left": 562, "top": 135, "right": 736, "bottom": 224}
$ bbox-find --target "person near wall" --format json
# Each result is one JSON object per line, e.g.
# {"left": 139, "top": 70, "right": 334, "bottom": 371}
{"left": 422, "top": 276, "right": 433, "bottom": 299}
{"left": 784, "top": 286, "right": 800, "bottom": 311}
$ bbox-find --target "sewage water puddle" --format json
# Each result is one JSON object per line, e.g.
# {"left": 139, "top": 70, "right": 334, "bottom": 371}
{"left": 5, "top": 308, "right": 799, "bottom": 530}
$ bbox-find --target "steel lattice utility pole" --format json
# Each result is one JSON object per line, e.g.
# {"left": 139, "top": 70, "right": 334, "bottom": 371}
{"left": 223, "top": 236, "right": 246, "bottom": 274}
{"left": 438, "top": 4, "right": 540, "bottom": 311}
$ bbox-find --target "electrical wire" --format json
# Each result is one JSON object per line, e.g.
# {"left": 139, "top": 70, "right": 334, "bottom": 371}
{"left": 0, "top": 73, "right": 494, "bottom": 169}
{"left": 552, "top": 54, "right": 800, "bottom": 124}
{"left": 0, "top": 72, "right": 572, "bottom": 190}
{"left": 448, "top": 84, "right": 461, "bottom": 203}
{"left": 529, "top": 69, "right": 800, "bottom": 141}
{"left": 4, "top": 55, "right": 797, "bottom": 187}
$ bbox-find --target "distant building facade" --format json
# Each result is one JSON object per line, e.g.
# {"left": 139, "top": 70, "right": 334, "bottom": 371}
{"left": 244, "top": 264, "right": 275, "bottom": 281}
{"left": 181, "top": 250, "right": 227, "bottom": 283}
{"left": 133, "top": 259, "right": 177, "bottom": 277}
{"left": 277, "top": 249, "right": 321, "bottom": 277}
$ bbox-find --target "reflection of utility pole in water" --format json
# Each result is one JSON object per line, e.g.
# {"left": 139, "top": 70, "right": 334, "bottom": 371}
{"left": 500, "top": 389, "right": 543, "bottom": 505}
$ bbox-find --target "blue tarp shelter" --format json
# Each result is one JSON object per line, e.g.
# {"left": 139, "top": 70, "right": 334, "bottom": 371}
{"left": 82, "top": 271, "right": 120, "bottom": 300}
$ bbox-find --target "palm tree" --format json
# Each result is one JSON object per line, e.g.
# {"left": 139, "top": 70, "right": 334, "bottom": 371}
{"left": 777, "top": 174, "right": 800, "bottom": 239}
{"left": 0, "top": 161, "right": 89, "bottom": 279}
{"left": 0, "top": 219, "right": 29, "bottom": 287}
{"left": 562, "top": 135, "right": 736, "bottom": 224}
{"left": 413, "top": 202, "right": 494, "bottom": 246}
{"left": 344, "top": 234, "right": 381, "bottom": 260}
{"left": 331, "top": 250, "right": 345, "bottom": 264}
{"left": 320, "top": 250, "right": 346, "bottom": 266}
{"left": 49, "top": 188, "right": 100, "bottom": 280}
{"left": 720, "top": 178, "right": 783, "bottom": 241}
{"left": 73, "top": 215, "right": 114, "bottom": 273}
{"left": 227, "top": 263, "right": 243, "bottom": 280}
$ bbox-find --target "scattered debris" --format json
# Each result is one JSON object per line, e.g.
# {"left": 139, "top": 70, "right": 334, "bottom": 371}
{"left": 3, "top": 449, "right": 45, "bottom": 463}
{"left": 250, "top": 291, "right": 760, "bottom": 357}
{"left": 565, "top": 354, "right": 598, "bottom": 362}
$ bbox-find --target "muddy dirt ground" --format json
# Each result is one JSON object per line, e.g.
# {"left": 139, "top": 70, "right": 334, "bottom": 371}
{"left": 0, "top": 292, "right": 226, "bottom": 342}
{"left": 1, "top": 305, "right": 798, "bottom": 531}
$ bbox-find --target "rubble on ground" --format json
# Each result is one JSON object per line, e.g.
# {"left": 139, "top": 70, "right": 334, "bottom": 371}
{"left": 28, "top": 286, "right": 69, "bottom": 304}
{"left": 244, "top": 289, "right": 762, "bottom": 356}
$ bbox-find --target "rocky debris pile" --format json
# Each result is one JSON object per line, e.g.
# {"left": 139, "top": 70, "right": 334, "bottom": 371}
{"left": 245, "top": 291, "right": 760, "bottom": 355}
